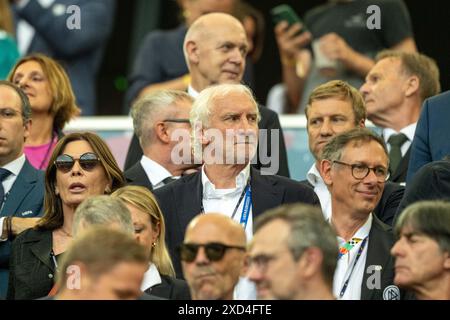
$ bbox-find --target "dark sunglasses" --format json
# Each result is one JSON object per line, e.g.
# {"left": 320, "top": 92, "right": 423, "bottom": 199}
{"left": 54, "top": 152, "right": 101, "bottom": 172}
{"left": 179, "top": 242, "right": 246, "bottom": 263}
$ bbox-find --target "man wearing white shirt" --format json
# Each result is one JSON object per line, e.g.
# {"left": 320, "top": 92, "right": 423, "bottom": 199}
{"left": 0, "top": 81, "right": 44, "bottom": 297}
{"left": 154, "top": 83, "right": 319, "bottom": 300}
{"left": 302, "top": 80, "right": 403, "bottom": 226}
{"left": 320, "top": 128, "right": 402, "bottom": 300}
{"left": 360, "top": 50, "right": 440, "bottom": 183}
{"left": 124, "top": 90, "right": 197, "bottom": 191}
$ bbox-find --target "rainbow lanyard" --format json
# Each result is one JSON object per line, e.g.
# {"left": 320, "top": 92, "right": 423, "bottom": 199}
{"left": 338, "top": 237, "right": 363, "bottom": 259}
{"left": 339, "top": 237, "right": 369, "bottom": 298}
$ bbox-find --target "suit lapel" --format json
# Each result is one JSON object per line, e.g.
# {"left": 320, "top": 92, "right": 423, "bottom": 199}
{"left": 0, "top": 161, "right": 37, "bottom": 217}
{"left": 251, "top": 168, "right": 285, "bottom": 218}
{"left": 361, "top": 215, "right": 394, "bottom": 300}
{"left": 175, "top": 173, "right": 203, "bottom": 234}
{"left": 28, "top": 230, "right": 54, "bottom": 272}
{"left": 146, "top": 275, "right": 171, "bottom": 298}
{"left": 125, "top": 162, "right": 153, "bottom": 190}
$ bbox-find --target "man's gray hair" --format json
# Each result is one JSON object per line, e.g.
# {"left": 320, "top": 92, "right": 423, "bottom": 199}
{"left": 395, "top": 200, "right": 450, "bottom": 253}
{"left": 190, "top": 83, "right": 260, "bottom": 158}
{"left": 254, "top": 203, "right": 338, "bottom": 287}
{"left": 72, "top": 195, "right": 134, "bottom": 236}
{"left": 131, "top": 90, "right": 193, "bottom": 149}
{"left": 321, "top": 128, "right": 388, "bottom": 162}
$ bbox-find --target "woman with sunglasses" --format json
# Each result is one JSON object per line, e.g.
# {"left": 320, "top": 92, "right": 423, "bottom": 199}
{"left": 8, "top": 54, "right": 80, "bottom": 170}
{"left": 111, "top": 185, "right": 191, "bottom": 300}
{"left": 7, "top": 132, "right": 125, "bottom": 300}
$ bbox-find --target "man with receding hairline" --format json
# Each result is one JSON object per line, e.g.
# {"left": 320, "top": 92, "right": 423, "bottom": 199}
{"left": 180, "top": 213, "right": 247, "bottom": 300}
{"left": 124, "top": 12, "right": 290, "bottom": 177}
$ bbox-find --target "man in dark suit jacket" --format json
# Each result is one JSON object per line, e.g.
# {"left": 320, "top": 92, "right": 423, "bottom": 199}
{"left": 303, "top": 80, "right": 404, "bottom": 226}
{"left": 397, "top": 159, "right": 450, "bottom": 220}
{"left": 13, "top": 0, "right": 116, "bottom": 115}
{"left": 154, "top": 81, "right": 319, "bottom": 281}
{"left": 407, "top": 91, "right": 450, "bottom": 182}
{"left": 360, "top": 50, "right": 440, "bottom": 184}
{"left": 0, "top": 81, "right": 44, "bottom": 298}
{"left": 320, "top": 128, "right": 406, "bottom": 300}
{"left": 124, "top": 11, "right": 290, "bottom": 178}
{"left": 125, "top": 90, "right": 198, "bottom": 191}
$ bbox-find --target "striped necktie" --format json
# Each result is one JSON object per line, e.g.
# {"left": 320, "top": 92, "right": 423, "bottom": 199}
{"left": 0, "top": 168, "right": 12, "bottom": 208}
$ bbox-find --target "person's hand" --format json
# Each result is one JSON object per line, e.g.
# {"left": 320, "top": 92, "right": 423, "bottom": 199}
{"left": 11, "top": 217, "right": 40, "bottom": 236}
{"left": 274, "top": 21, "right": 312, "bottom": 65}
{"left": 318, "top": 33, "right": 355, "bottom": 63}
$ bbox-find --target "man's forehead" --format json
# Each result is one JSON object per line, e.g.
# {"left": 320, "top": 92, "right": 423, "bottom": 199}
{"left": 212, "top": 94, "right": 255, "bottom": 110}
{"left": 309, "top": 98, "right": 355, "bottom": 115}
{"left": 0, "top": 85, "right": 21, "bottom": 109}
{"left": 340, "top": 140, "right": 387, "bottom": 161}
{"left": 372, "top": 57, "right": 402, "bottom": 74}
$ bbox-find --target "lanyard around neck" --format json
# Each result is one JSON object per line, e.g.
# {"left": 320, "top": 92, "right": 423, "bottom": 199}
{"left": 339, "top": 236, "right": 369, "bottom": 298}
{"left": 200, "top": 179, "right": 252, "bottom": 229}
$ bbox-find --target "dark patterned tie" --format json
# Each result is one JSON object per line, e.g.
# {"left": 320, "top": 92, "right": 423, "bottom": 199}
{"left": 0, "top": 168, "right": 12, "bottom": 208}
{"left": 388, "top": 133, "right": 408, "bottom": 174}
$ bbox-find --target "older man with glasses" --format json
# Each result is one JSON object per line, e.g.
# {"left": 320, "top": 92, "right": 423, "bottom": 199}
{"left": 180, "top": 213, "right": 247, "bottom": 300}
{"left": 319, "top": 128, "right": 406, "bottom": 300}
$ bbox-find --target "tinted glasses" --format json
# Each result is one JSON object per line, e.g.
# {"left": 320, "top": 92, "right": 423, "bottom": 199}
{"left": 54, "top": 152, "right": 101, "bottom": 173}
{"left": 179, "top": 242, "right": 246, "bottom": 263}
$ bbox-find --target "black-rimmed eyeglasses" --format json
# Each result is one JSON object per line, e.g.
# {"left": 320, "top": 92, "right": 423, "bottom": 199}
{"left": 179, "top": 242, "right": 246, "bottom": 263}
{"left": 333, "top": 160, "right": 390, "bottom": 181}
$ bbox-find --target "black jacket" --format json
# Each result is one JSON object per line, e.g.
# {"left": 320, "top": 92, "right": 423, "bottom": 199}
{"left": 7, "top": 228, "right": 54, "bottom": 300}
{"left": 153, "top": 167, "right": 319, "bottom": 278}
{"left": 145, "top": 274, "right": 191, "bottom": 300}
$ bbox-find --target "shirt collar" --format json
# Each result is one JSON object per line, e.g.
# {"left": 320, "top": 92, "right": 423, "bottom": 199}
{"left": 140, "top": 156, "right": 173, "bottom": 187}
{"left": 383, "top": 122, "right": 417, "bottom": 144}
{"left": 188, "top": 85, "right": 199, "bottom": 98}
{"left": 306, "top": 163, "right": 323, "bottom": 186}
{"left": 3, "top": 154, "right": 26, "bottom": 177}
{"left": 141, "top": 263, "right": 162, "bottom": 291}
{"left": 201, "top": 164, "right": 251, "bottom": 199}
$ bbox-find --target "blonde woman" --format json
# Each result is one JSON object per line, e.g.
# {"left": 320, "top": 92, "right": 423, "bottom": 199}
{"left": 112, "top": 185, "right": 191, "bottom": 300}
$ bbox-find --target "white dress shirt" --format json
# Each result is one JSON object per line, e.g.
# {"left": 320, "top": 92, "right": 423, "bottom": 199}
{"left": 140, "top": 156, "right": 176, "bottom": 190}
{"left": 307, "top": 163, "right": 331, "bottom": 220}
{"left": 187, "top": 85, "right": 199, "bottom": 98}
{"left": 141, "top": 263, "right": 162, "bottom": 292}
{"left": 0, "top": 155, "right": 26, "bottom": 241}
{"left": 201, "top": 164, "right": 256, "bottom": 300}
{"left": 383, "top": 122, "right": 417, "bottom": 157}
{"left": 333, "top": 214, "right": 373, "bottom": 300}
